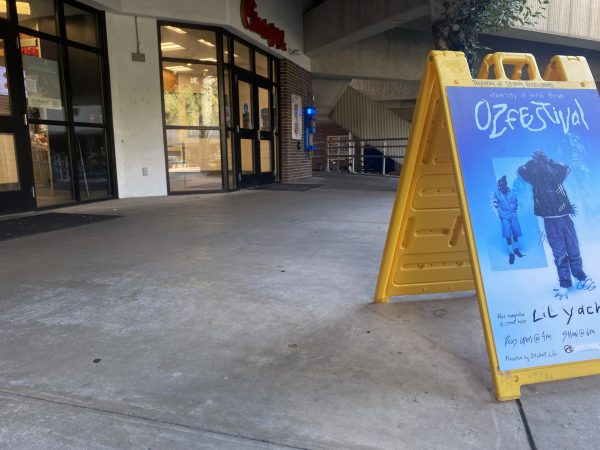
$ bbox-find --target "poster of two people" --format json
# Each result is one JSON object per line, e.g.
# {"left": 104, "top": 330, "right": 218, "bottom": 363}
{"left": 447, "top": 86, "right": 600, "bottom": 371}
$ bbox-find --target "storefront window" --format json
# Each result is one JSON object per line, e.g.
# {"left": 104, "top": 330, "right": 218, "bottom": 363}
{"left": 0, "top": 0, "right": 112, "bottom": 211}
{"left": 30, "top": 124, "right": 72, "bottom": 206}
{"left": 160, "top": 26, "right": 217, "bottom": 62}
{"left": 0, "top": 1, "right": 7, "bottom": 19}
{"left": 21, "top": 34, "right": 65, "bottom": 121}
{"left": 64, "top": 3, "right": 98, "bottom": 47}
{"left": 162, "top": 63, "right": 219, "bottom": 127}
{"left": 68, "top": 46, "right": 104, "bottom": 123}
{"left": 75, "top": 127, "right": 109, "bottom": 199}
{"left": 238, "top": 80, "right": 252, "bottom": 129}
{"left": 234, "top": 40, "right": 250, "bottom": 70}
{"left": 0, "top": 39, "right": 11, "bottom": 115}
{"left": 18, "top": 0, "right": 57, "bottom": 35}
{"left": 222, "top": 34, "right": 229, "bottom": 64}
{"left": 166, "top": 129, "right": 222, "bottom": 191}
{"left": 255, "top": 51, "right": 268, "bottom": 78}
{"left": 159, "top": 22, "right": 280, "bottom": 193}
{"left": 0, "top": 134, "right": 19, "bottom": 191}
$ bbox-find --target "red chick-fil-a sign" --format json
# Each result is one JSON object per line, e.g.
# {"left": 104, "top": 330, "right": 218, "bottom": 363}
{"left": 240, "top": 0, "right": 287, "bottom": 50}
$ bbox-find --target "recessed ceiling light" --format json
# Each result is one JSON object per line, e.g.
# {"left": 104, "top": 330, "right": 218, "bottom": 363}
{"left": 165, "top": 65, "right": 193, "bottom": 72}
{"left": 161, "top": 42, "right": 185, "bottom": 51}
{"left": 0, "top": 1, "right": 31, "bottom": 14}
{"left": 164, "top": 26, "right": 187, "bottom": 34}
{"left": 198, "top": 39, "right": 215, "bottom": 47}
{"left": 200, "top": 58, "right": 217, "bottom": 62}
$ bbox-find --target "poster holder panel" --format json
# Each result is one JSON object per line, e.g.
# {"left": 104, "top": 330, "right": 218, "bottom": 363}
{"left": 375, "top": 50, "right": 600, "bottom": 400}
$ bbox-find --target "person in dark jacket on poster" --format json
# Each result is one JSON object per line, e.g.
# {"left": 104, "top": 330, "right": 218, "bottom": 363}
{"left": 493, "top": 175, "right": 524, "bottom": 265}
{"left": 518, "top": 150, "right": 590, "bottom": 299}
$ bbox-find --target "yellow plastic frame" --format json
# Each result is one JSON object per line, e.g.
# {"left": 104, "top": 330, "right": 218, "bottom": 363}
{"left": 374, "top": 50, "right": 599, "bottom": 400}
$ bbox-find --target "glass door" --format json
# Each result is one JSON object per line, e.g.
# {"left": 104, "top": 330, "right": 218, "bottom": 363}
{"left": 234, "top": 71, "right": 275, "bottom": 187}
{"left": 0, "top": 21, "right": 35, "bottom": 213}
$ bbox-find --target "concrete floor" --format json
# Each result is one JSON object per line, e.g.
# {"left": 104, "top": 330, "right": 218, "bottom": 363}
{"left": 0, "top": 173, "right": 598, "bottom": 449}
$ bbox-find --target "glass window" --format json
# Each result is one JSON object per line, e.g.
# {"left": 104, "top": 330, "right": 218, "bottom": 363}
{"left": 21, "top": 34, "right": 65, "bottom": 121}
{"left": 30, "top": 124, "right": 72, "bottom": 206}
{"left": 0, "top": 39, "right": 12, "bottom": 115}
{"left": 258, "top": 87, "right": 270, "bottom": 131}
{"left": 68, "top": 46, "right": 103, "bottom": 123}
{"left": 272, "top": 86, "right": 278, "bottom": 133}
{"left": 226, "top": 130, "right": 234, "bottom": 189}
{"left": 166, "top": 129, "right": 222, "bottom": 191}
{"left": 64, "top": 3, "right": 99, "bottom": 47}
{"left": 223, "top": 68, "right": 231, "bottom": 128}
{"left": 160, "top": 26, "right": 216, "bottom": 62}
{"left": 240, "top": 138, "right": 253, "bottom": 174}
{"left": 234, "top": 40, "right": 250, "bottom": 70}
{"left": 18, "top": 0, "right": 57, "bottom": 35}
{"left": 271, "top": 59, "right": 278, "bottom": 83}
{"left": 162, "top": 63, "right": 219, "bottom": 127}
{"left": 238, "top": 80, "right": 252, "bottom": 129}
{"left": 255, "top": 51, "right": 268, "bottom": 78}
{"left": 222, "top": 34, "right": 229, "bottom": 64}
{"left": 0, "top": 133, "right": 19, "bottom": 191}
{"left": 75, "top": 127, "right": 109, "bottom": 199}
{"left": 259, "top": 139, "right": 271, "bottom": 173}
{"left": 0, "top": 1, "right": 7, "bottom": 19}
{"left": 273, "top": 135, "right": 278, "bottom": 179}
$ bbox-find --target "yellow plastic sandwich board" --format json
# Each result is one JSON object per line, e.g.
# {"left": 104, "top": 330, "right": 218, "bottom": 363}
{"left": 375, "top": 50, "right": 600, "bottom": 401}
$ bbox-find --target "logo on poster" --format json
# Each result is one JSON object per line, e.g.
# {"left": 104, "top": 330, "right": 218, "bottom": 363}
{"left": 474, "top": 98, "right": 589, "bottom": 139}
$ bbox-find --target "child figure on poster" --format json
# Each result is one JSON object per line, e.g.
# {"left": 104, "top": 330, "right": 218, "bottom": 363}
{"left": 493, "top": 175, "right": 524, "bottom": 265}
{"left": 518, "top": 150, "right": 591, "bottom": 299}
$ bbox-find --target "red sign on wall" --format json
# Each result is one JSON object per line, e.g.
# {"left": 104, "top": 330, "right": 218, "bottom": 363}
{"left": 240, "top": 0, "right": 287, "bottom": 51}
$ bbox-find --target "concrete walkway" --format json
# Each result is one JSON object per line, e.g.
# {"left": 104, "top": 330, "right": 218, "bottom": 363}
{"left": 0, "top": 173, "right": 597, "bottom": 449}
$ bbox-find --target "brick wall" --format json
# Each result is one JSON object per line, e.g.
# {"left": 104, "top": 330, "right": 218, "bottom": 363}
{"left": 312, "top": 120, "right": 350, "bottom": 170}
{"left": 279, "top": 60, "right": 313, "bottom": 182}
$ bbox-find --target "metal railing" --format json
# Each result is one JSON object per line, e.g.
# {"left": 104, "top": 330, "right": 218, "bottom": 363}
{"left": 312, "top": 137, "right": 408, "bottom": 176}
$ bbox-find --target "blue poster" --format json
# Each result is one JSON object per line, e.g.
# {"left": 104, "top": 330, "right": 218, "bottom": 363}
{"left": 447, "top": 87, "right": 600, "bottom": 371}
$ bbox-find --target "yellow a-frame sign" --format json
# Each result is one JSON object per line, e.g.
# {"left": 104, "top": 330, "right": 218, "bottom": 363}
{"left": 375, "top": 50, "right": 600, "bottom": 401}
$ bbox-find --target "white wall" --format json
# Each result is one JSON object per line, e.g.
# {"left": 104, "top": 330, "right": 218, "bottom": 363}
{"left": 105, "top": 13, "right": 168, "bottom": 198}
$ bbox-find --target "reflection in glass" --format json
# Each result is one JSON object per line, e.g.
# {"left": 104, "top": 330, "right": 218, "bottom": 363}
{"left": 64, "top": 3, "right": 98, "bottom": 47}
{"left": 166, "top": 129, "right": 222, "bottom": 191}
{"left": 21, "top": 34, "right": 65, "bottom": 121}
{"left": 258, "top": 87, "right": 270, "bottom": 131}
{"left": 222, "top": 34, "right": 229, "bottom": 64}
{"left": 241, "top": 138, "right": 254, "bottom": 174}
{"left": 0, "top": 134, "right": 19, "bottom": 191}
{"left": 260, "top": 139, "right": 271, "bottom": 173}
{"left": 30, "top": 125, "right": 73, "bottom": 206}
{"left": 68, "top": 47, "right": 103, "bottom": 123}
{"left": 272, "top": 86, "right": 278, "bottom": 133}
{"left": 18, "top": 0, "right": 57, "bottom": 35}
{"left": 0, "top": 1, "right": 7, "bottom": 19}
{"left": 163, "top": 63, "right": 219, "bottom": 127}
{"left": 238, "top": 80, "right": 252, "bottom": 129}
{"left": 234, "top": 41, "right": 250, "bottom": 70}
{"left": 273, "top": 135, "right": 278, "bottom": 178}
{"left": 271, "top": 59, "right": 277, "bottom": 83}
{"left": 75, "top": 127, "right": 109, "bottom": 199}
{"left": 160, "top": 26, "right": 217, "bottom": 62}
{"left": 0, "top": 39, "right": 11, "bottom": 115}
{"left": 223, "top": 68, "right": 231, "bottom": 127}
{"left": 255, "top": 52, "right": 268, "bottom": 78}
{"left": 226, "top": 130, "right": 235, "bottom": 189}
